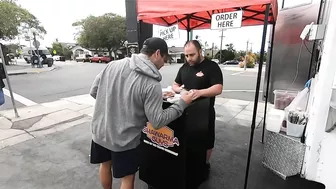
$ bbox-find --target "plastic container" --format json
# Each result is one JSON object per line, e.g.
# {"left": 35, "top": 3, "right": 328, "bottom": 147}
{"left": 266, "top": 109, "right": 285, "bottom": 133}
{"left": 286, "top": 121, "right": 305, "bottom": 138}
{"left": 273, "top": 90, "right": 298, "bottom": 110}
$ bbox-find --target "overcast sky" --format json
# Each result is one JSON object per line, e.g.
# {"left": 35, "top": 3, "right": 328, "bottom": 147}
{"left": 12, "top": 0, "right": 303, "bottom": 51}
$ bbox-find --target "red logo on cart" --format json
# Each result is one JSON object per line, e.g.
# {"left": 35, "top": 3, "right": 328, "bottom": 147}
{"left": 142, "top": 123, "right": 180, "bottom": 148}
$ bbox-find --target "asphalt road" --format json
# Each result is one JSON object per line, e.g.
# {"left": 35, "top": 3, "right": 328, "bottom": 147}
{"left": 0, "top": 61, "right": 264, "bottom": 111}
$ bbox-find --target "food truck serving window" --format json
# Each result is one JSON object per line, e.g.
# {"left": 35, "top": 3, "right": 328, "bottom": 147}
{"left": 281, "top": 0, "right": 312, "bottom": 9}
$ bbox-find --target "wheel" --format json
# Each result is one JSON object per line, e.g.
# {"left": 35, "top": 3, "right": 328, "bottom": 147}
{"left": 89, "top": 59, "right": 92, "bottom": 63}
{"left": 98, "top": 59, "right": 102, "bottom": 63}
{"left": 83, "top": 59, "right": 85, "bottom": 63}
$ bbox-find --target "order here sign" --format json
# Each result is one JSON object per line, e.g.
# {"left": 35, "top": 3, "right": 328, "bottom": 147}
{"left": 159, "top": 24, "right": 180, "bottom": 41}
{"left": 211, "top": 10, "right": 243, "bottom": 30}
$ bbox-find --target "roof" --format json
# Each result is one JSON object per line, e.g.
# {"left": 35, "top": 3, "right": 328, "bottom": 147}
{"left": 137, "top": 0, "right": 278, "bottom": 30}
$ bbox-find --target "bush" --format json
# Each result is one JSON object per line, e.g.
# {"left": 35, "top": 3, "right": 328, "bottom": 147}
{"left": 239, "top": 52, "right": 256, "bottom": 68}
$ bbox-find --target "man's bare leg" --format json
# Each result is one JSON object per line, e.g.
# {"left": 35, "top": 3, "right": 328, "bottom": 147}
{"left": 120, "top": 174, "right": 135, "bottom": 189}
{"left": 99, "top": 161, "right": 112, "bottom": 189}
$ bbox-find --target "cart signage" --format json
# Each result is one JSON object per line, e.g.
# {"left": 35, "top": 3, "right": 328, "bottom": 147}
{"left": 142, "top": 123, "right": 180, "bottom": 148}
{"left": 158, "top": 24, "right": 180, "bottom": 41}
{"left": 211, "top": 10, "right": 243, "bottom": 30}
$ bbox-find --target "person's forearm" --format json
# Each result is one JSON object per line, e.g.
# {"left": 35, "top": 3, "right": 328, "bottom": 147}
{"left": 150, "top": 99, "right": 188, "bottom": 129}
{"left": 172, "top": 83, "right": 182, "bottom": 93}
{"left": 199, "top": 85, "right": 223, "bottom": 97}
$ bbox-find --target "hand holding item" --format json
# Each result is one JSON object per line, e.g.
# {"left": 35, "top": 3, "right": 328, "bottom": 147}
{"left": 163, "top": 91, "right": 175, "bottom": 98}
{"left": 180, "top": 90, "right": 194, "bottom": 104}
{"left": 190, "top": 89, "right": 202, "bottom": 100}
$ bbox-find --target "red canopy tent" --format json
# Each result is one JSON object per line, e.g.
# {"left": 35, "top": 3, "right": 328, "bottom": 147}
{"left": 137, "top": 0, "right": 278, "bottom": 30}
{"left": 136, "top": 1, "right": 278, "bottom": 189}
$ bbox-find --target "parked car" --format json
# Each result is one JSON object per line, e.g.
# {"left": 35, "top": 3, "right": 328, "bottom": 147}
{"left": 53, "top": 55, "right": 65, "bottom": 61}
{"left": 211, "top": 59, "right": 220, "bottom": 64}
{"left": 89, "top": 55, "right": 111, "bottom": 63}
{"left": 76, "top": 54, "right": 92, "bottom": 62}
{"left": 223, "top": 60, "right": 239, "bottom": 65}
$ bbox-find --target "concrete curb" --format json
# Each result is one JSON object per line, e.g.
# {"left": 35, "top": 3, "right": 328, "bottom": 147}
{"left": 7, "top": 66, "right": 57, "bottom": 76}
{"left": 8, "top": 72, "right": 28, "bottom": 76}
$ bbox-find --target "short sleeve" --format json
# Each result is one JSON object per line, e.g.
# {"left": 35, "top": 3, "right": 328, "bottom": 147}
{"left": 209, "top": 63, "right": 223, "bottom": 86}
{"left": 174, "top": 66, "right": 183, "bottom": 85}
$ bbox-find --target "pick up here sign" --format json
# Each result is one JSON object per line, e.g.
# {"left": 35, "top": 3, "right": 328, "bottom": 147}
{"left": 159, "top": 24, "right": 180, "bottom": 41}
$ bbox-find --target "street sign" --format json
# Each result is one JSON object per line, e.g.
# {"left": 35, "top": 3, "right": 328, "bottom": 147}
{"left": 211, "top": 10, "right": 243, "bottom": 30}
{"left": 158, "top": 24, "right": 180, "bottom": 41}
{"left": 33, "top": 40, "right": 40, "bottom": 48}
{"left": 24, "top": 36, "right": 31, "bottom": 41}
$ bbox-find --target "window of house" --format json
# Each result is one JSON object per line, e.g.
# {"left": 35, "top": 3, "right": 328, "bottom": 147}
{"left": 282, "top": 0, "right": 312, "bottom": 9}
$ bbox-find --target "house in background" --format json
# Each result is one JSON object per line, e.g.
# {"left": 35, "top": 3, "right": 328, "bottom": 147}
{"left": 168, "top": 46, "right": 184, "bottom": 63}
{"left": 70, "top": 45, "right": 93, "bottom": 60}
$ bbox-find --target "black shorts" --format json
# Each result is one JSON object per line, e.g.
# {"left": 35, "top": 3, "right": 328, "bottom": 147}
{"left": 207, "top": 109, "right": 216, "bottom": 149}
{"left": 90, "top": 140, "right": 140, "bottom": 178}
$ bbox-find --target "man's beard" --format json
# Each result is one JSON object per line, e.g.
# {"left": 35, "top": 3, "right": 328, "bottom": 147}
{"left": 188, "top": 53, "right": 202, "bottom": 66}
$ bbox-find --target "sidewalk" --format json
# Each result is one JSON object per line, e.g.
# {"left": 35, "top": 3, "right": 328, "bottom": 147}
{"left": 0, "top": 95, "right": 321, "bottom": 189}
{"left": 221, "top": 65, "right": 266, "bottom": 72}
{"left": 0, "top": 95, "right": 265, "bottom": 150}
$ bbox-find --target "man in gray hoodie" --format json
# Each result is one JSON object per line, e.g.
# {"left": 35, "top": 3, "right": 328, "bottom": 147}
{"left": 89, "top": 37, "right": 194, "bottom": 189}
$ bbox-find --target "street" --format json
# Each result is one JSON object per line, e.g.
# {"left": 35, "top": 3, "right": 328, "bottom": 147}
{"left": 1, "top": 61, "right": 265, "bottom": 111}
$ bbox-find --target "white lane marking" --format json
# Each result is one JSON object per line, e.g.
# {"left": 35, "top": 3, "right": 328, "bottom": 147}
{"left": 3, "top": 89, "right": 38, "bottom": 106}
{"left": 231, "top": 71, "right": 245, "bottom": 76}
{"left": 222, "top": 90, "right": 263, "bottom": 93}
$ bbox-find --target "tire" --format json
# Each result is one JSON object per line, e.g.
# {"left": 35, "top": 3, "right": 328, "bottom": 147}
{"left": 98, "top": 59, "right": 102, "bottom": 63}
{"left": 89, "top": 59, "right": 92, "bottom": 63}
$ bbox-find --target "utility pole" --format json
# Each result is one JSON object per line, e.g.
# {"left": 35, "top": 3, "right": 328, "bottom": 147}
{"left": 244, "top": 40, "right": 249, "bottom": 70}
{"left": 211, "top": 42, "right": 214, "bottom": 58}
{"left": 219, "top": 30, "right": 225, "bottom": 64}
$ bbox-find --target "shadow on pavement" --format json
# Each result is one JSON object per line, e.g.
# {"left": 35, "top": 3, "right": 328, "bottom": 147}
{"left": 0, "top": 121, "right": 324, "bottom": 189}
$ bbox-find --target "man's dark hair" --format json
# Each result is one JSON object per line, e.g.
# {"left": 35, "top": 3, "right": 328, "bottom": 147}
{"left": 184, "top": 40, "right": 202, "bottom": 51}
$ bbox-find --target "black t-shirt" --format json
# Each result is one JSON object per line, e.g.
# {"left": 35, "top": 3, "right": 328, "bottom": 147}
{"left": 174, "top": 58, "right": 223, "bottom": 108}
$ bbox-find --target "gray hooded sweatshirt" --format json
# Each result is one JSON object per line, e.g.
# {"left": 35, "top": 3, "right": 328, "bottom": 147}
{"left": 90, "top": 54, "right": 188, "bottom": 152}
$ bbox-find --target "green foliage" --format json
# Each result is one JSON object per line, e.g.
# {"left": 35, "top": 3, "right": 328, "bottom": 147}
{"left": 51, "top": 42, "right": 73, "bottom": 60}
{"left": 72, "top": 13, "right": 126, "bottom": 58}
{"left": 255, "top": 51, "right": 267, "bottom": 63}
{"left": 214, "top": 50, "right": 235, "bottom": 62}
{"left": 239, "top": 52, "right": 256, "bottom": 68}
{"left": 0, "top": 0, "right": 46, "bottom": 40}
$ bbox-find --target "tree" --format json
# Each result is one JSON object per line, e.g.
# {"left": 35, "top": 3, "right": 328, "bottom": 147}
{"left": 235, "top": 50, "right": 246, "bottom": 60}
{"left": 255, "top": 51, "right": 268, "bottom": 63}
{"left": 239, "top": 51, "right": 256, "bottom": 68}
{"left": 0, "top": 0, "right": 46, "bottom": 40}
{"left": 214, "top": 50, "right": 235, "bottom": 62}
{"left": 225, "top": 43, "right": 235, "bottom": 52}
{"left": 73, "top": 13, "right": 126, "bottom": 58}
{"left": 6, "top": 43, "right": 19, "bottom": 54}
{"left": 51, "top": 42, "right": 73, "bottom": 60}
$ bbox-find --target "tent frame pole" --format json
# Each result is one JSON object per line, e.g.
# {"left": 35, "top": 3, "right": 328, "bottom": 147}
{"left": 243, "top": 4, "right": 270, "bottom": 189}
{"left": 261, "top": 23, "right": 276, "bottom": 144}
